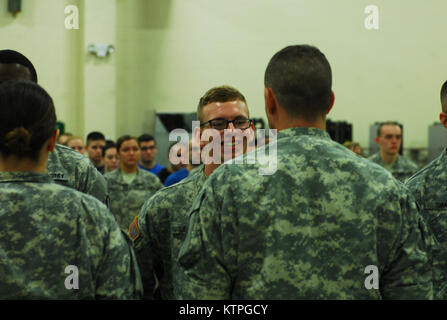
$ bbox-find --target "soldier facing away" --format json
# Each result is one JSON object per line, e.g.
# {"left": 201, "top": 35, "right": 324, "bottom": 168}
{"left": 406, "top": 80, "right": 447, "bottom": 299}
{"left": 0, "top": 80, "right": 142, "bottom": 299}
{"left": 0, "top": 49, "right": 109, "bottom": 206}
{"left": 176, "top": 45, "right": 433, "bottom": 299}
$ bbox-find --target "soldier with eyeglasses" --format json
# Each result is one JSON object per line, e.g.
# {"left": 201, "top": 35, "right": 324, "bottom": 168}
{"left": 129, "top": 85, "right": 255, "bottom": 299}
{"left": 137, "top": 134, "right": 165, "bottom": 177}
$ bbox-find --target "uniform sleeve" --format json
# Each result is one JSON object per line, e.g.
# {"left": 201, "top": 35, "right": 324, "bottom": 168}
{"left": 77, "top": 158, "right": 109, "bottom": 207}
{"left": 155, "top": 178, "right": 164, "bottom": 191}
{"left": 131, "top": 201, "right": 158, "bottom": 299}
{"left": 176, "top": 176, "right": 235, "bottom": 300}
{"left": 95, "top": 208, "right": 143, "bottom": 299}
{"left": 379, "top": 187, "right": 434, "bottom": 299}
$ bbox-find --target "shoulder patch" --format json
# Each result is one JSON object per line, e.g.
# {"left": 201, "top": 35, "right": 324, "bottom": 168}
{"left": 129, "top": 216, "right": 141, "bottom": 242}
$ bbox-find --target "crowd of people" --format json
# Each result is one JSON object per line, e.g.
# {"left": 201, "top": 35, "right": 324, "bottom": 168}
{"left": 0, "top": 45, "right": 446, "bottom": 300}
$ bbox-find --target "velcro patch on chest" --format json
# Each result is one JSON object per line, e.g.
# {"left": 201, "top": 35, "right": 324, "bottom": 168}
{"left": 128, "top": 216, "right": 141, "bottom": 242}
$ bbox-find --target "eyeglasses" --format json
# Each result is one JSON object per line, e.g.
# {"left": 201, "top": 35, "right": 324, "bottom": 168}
{"left": 200, "top": 119, "right": 252, "bottom": 130}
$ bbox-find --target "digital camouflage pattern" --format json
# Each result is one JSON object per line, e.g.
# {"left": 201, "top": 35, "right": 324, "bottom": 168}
{"left": 406, "top": 148, "right": 447, "bottom": 299}
{"left": 105, "top": 168, "right": 163, "bottom": 231}
{"left": 47, "top": 144, "right": 109, "bottom": 206}
{"left": 177, "top": 127, "right": 433, "bottom": 300}
{"left": 368, "top": 152, "right": 419, "bottom": 182}
{"left": 0, "top": 172, "right": 143, "bottom": 299}
{"left": 133, "top": 166, "right": 206, "bottom": 299}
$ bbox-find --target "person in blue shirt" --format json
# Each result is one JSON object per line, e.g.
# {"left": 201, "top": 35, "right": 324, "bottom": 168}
{"left": 164, "top": 142, "right": 190, "bottom": 186}
{"left": 137, "top": 134, "right": 164, "bottom": 175}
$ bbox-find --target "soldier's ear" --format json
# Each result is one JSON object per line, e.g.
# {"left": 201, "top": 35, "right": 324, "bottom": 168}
{"left": 326, "top": 91, "right": 335, "bottom": 114}
{"left": 47, "top": 129, "right": 59, "bottom": 152}
{"left": 264, "top": 88, "right": 277, "bottom": 117}
{"left": 440, "top": 112, "right": 447, "bottom": 129}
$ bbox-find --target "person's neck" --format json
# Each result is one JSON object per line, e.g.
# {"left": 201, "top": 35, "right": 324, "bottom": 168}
{"left": 187, "top": 164, "right": 198, "bottom": 172}
{"left": 204, "top": 163, "right": 220, "bottom": 177}
{"left": 0, "top": 155, "right": 47, "bottom": 173}
{"left": 273, "top": 116, "right": 326, "bottom": 132}
{"left": 380, "top": 150, "right": 398, "bottom": 164}
{"left": 139, "top": 159, "right": 155, "bottom": 169}
{"left": 121, "top": 164, "right": 138, "bottom": 174}
{"left": 92, "top": 159, "right": 104, "bottom": 168}
{"left": 105, "top": 167, "right": 114, "bottom": 174}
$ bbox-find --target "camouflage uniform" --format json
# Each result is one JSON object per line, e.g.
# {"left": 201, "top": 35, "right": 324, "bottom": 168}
{"left": 47, "top": 144, "right": 109, "bottom": 206}
{"left": 368, "top": 152, "right": 419, "bottom": 182}
{"left": 406, "top": 148, "right": 447, "bottom": 299}
{"left": 177, "top": 127, "right": 433, "bottom": 300}
{"left": 131, "top": 165, "right": 206, "bottom": 299}
{"left": 105, "top": 168, "right": 163, "bottom": 231}
{"left": 0, "top": 172, "right": 143, "bottom": 299}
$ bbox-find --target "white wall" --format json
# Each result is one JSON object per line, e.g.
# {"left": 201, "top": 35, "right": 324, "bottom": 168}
{"left": 0, "top": 0, "right": 84, "bottom": 136}
{"left": 117, "top": 0, "right": 447, "bottom": 150}
{"left": 1, "top": 0, "right": 447, "bottom": 151}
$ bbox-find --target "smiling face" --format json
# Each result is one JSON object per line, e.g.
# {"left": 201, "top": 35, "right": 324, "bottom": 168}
{"left": 200, "top": 99, "right": 253, "bottom": 162}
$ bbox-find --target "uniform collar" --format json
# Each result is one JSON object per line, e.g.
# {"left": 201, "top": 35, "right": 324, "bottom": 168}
{"left": 441, "top": 148, "right": 447, "bottom": 160}
{"left": 276, "top": 126, "right": 331, "bottom": 140}
{"left": 115, "top": 168, "right": 142, "bottom": 184}
{"left": 0, "top": 171, "right": 53, "bottom": 183}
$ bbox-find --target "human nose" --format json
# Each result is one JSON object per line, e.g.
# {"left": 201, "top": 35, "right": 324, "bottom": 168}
{"left": 226, "top": 121, "right": 236, "bottom": 130}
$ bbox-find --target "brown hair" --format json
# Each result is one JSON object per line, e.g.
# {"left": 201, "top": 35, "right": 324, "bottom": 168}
{"left": 0, "top": 80, "right": 56, "bottom": 161}
{"left": 197, "top": 85, "right": 248, "bottom": 122}
{"left": 116, "top": 135, "right": 138, "bottom": 153}
{"left": 376, "top": 121, "right": 401, "bottom": 137}
{"left": 264, "top": 45, "right": 332, "bottom": 121}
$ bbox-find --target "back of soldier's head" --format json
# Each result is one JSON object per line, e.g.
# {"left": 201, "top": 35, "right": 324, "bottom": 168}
{"left": 0, "top": 80, "right": 56, "bottom": 161}
{"left": 440, "top": 80, "right": 447, "bottom": 113}
{"left": 0, "top": 50, "right": 38, "bottom": 83}
{"left": 264, "top": 45, "right": 332, "bottom": 121}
